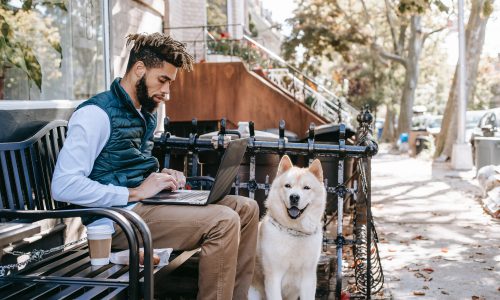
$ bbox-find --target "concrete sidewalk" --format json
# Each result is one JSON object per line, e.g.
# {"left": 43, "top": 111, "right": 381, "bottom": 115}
{"left": 371, "top": 147, "right": 500, "bottom": 299}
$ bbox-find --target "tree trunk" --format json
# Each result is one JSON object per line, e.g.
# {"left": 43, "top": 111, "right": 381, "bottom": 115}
{"left": 397, "top": 15, "right": 424, "bottom": 137}
{"left": 381, "top": 100, "right": 396, "bottom": 142}
{"left": 435, "top": 0, "right": 493, "bottom": 159}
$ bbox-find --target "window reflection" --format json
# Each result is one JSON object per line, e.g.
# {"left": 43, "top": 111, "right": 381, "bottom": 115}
{"left": 1, "top": 0, "right": 104, "bottom": 101}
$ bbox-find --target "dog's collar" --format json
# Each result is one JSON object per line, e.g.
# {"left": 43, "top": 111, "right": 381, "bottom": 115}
{"left": 268, "top": 216, "right": 319, "bottom": 237}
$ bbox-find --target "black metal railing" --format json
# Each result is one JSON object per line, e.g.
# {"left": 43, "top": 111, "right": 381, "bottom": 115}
{"left": 154, "top": 107, "right": 382, "bottom": 299}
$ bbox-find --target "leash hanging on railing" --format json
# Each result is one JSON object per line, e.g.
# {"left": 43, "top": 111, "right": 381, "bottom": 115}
{"left": 0, "top": 237, "right": 87, "bottom": 277}
{"left": 353, "top": 159, "right": 384, "bottom": 296}
{"left": 351, "top": 106, "right": 384, "bottom": 298}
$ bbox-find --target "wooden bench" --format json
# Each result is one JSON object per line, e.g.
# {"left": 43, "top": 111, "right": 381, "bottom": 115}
{"left": 0, "top": 120, "right": 196, "bottom": 299}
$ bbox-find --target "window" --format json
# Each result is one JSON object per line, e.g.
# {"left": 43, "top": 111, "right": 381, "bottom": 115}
{"left": 1, "top": 0, "right": 105, "bottom": 101}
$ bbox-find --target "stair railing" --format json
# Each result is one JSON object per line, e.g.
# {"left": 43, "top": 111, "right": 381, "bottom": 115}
{"left": 167, "top": 24, "right": 359, "bottom": 124}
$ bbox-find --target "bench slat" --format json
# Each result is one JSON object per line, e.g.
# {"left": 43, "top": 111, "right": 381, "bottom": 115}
{"left": 9, "top": 150, "right": 25, "bottom": 209}
{"left": 19, "top": 148, "right": 34, "bottom": 210}
{"left": 99, "top": 287, "right": 129, "bottom": 300}
{"left": 45, "top": 284, "right": 126, "bottom": 300}
{"left": 49, "top": 128, "right": 63, "bottom": 209}
{"left": 44, "top": 133, "right": 56, "bottom": 179}
{"left": 46, "top": 285, "right": 127, "bottom": 300}
{"left": 49, "top": 255, "right": 92, "bottom": 277}
{"left": 0, "top": 281, "right": 15, "bottom": 296}
{"left": 0, "top": 280, "right": 127, "bottom": 300}
{"left": 45, "top": 285, "right": 87, "bottom": 300}
{"left": 3, "top": 282, "right": 55, "bottom": 300}
{"left": 92, "top": 264, "right": 129, "bottom": 280}
{"left": 41, "top": 136, "right": 55, "bottom": 210}
{"left": 50, "top": 128, "right": 61, "bottom": 159}
{"left": 0, "top": 151, "right": 15, "bottom": 209}
{"left": 28, "top": 145, "right": 45, "bottom": 210}
{"left": 72, "top": 285, "right": 124, "bottom": 300}
{"left": 0, "top": 282, "right": 42, "bottom": 299}
{"left": 58, "top": 126, "right": 66, "bottom": 144}
{"left": 71, "top": 263, "right": 123, "bottom": 279}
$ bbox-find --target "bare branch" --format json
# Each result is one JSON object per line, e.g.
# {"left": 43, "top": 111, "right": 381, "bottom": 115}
{"left": 372, "top": 43, "right": 408, "bottom": 68}
{"left": 384, "top": 0, "right": 398, "bottom": 53}
{"left": 422, "top": 25, "right": 447, "bottom": 44}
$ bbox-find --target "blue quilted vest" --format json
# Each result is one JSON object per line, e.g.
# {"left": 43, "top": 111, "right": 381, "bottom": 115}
{"left": 76, "top": 78, "right": 159, "bottom": 189}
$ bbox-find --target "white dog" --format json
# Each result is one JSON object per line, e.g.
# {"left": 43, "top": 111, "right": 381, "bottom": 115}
{"left": 249, "top": 155, "right": 326, "bottom": 300}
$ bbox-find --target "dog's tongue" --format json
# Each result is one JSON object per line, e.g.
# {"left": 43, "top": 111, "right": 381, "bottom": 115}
{"left": 288, "top": 207, "right": 301, "bottom": 219}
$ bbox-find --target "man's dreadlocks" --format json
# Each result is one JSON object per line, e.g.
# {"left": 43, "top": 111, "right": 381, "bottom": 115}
{"left": 125, "top": 33, "right": 194, "bottom": 72}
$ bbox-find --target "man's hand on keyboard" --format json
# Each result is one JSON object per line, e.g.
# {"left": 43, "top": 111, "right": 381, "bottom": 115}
{"left": 128, "top": 172, "right": 180, "bottom": 201}
{"left": 161, "top": 168, "right": 186, "bottom": 189}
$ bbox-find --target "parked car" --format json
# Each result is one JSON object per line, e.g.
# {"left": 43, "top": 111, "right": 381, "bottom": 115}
{"left": 466, "top": 109, "right": 489, "bottom": 143}
{"left": 470, "top": 108, "right": 500, "bottom": 165}
{"left": 426, "top": 115, "right": 443, "bottom": 136}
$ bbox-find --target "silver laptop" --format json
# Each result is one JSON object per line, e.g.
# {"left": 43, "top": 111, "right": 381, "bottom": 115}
{"left": 141, "top": 138, "right": 248, "bottom": 206}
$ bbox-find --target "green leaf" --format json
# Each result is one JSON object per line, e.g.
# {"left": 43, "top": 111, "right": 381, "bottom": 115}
{"left": 49, "top": 40, "right": 62, "bottom": 67}
{"left": 433, "top": 1, "right": 449, "bottom": 13}
{"left": 22, "top": 0, "right": 33, "bottom": 11}
{"left": 4, "top": 43, "right": 30, "bottom": 75}
{"left": 40, "top": 0, "right": 67, "bottom": 11}
{"left": 1, "top": 21, "right": 9, "bottom": 37}
{"left": 22, "top": 47, "right": 42, "bottom": 89}
{"left": 483, "top": 0, "right": 494, "bottom": 17}
{"left": 49, "top": 40, "right": 62, "bottom": 55}
{"left": 3, "top": 42, "right": 42, "bottom": 90}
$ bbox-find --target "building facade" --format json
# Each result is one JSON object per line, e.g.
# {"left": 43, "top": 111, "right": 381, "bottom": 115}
{"left": 0, "top": 0, "right": 283, "bottom": 141}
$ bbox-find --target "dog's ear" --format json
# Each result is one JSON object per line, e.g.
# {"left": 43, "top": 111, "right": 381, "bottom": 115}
{"left": 277, "top": 155, "right": 293, "bottom": 176}
{"left": 309, "top": 159, "right": 323, "bottom": 183}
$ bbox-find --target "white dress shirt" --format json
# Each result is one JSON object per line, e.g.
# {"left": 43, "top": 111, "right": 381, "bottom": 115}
{"left": 51, "top": 105, "right": 137, "bottom": 231}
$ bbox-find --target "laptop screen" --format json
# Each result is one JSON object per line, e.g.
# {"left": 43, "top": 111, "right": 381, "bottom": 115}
{"left": 207, "top": 138, "right": 249, "bottom": 203}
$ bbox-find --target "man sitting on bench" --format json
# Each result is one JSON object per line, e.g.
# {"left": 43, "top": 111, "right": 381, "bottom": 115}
{"left": 51, "top": 32, "right": 259, "bottom": 300}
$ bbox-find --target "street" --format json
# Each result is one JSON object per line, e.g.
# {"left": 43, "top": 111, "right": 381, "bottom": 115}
{"left": 372, "top": 147, "right": 500, "bottom": 299}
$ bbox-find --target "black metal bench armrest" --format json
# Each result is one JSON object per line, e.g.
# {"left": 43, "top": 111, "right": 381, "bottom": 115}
{"left": 0, "top": 208, "right": 145, "bottom": 299}
{"left": 109, "top": 208, "right": 154, "bottom": 300}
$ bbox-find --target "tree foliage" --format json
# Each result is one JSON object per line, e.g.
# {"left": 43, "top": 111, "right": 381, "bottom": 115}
{"left": 283, "top": 0, "right": 367, "bottom": 68}
{"left": 0, "top": 0, "right": 65, "bottom": 91}
{"left": 282, "top": 0, "right": 450, "bottom": 139}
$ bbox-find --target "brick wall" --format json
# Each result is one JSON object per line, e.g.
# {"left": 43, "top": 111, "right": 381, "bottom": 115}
{"left": 110, "top": 0, "right": 164, "bottom": 78}
{"left": 165, "top": 0, "right": 206, "bottom": 61}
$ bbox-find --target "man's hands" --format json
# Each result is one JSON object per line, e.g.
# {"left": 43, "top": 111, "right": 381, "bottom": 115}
{"left": 128, "top": 169, "right": 186, "bottom": 202}
{"left": 161, "top": 168, "right": 186, "bottom": 189}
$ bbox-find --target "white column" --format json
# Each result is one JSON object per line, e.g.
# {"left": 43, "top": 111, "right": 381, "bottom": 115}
{"left": 102, "top": 0, "right": 111, "bottom": 86}
{"left": 451, "top": 0, "right": 473, "bottom": 170}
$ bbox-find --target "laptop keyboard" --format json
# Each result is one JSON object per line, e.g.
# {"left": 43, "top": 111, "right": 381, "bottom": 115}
{"left": 169, "top": 190, "right": 210, "bottom": 202}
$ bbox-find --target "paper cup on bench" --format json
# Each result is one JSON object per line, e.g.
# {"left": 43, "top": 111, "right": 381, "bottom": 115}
{"left": 86, "top": 225, "right": 114, "bottom": 266}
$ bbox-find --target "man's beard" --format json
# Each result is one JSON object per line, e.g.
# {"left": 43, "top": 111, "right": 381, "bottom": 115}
{"left": 136, "top": 75, "right": 157, "bottom": 113}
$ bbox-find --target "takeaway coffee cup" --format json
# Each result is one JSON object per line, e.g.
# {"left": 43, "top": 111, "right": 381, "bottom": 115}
{"left": 86, "top": 225, "right": 114, "bottom": 266}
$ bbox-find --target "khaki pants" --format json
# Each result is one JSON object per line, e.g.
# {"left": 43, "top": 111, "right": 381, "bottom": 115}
{"left": 112, "top": 195, "right": 259, "bottom": 300}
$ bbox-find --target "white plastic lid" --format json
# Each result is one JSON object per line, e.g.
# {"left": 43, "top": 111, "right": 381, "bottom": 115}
{"left": 86, "top": 224, "right": 114, "bottom": 235}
